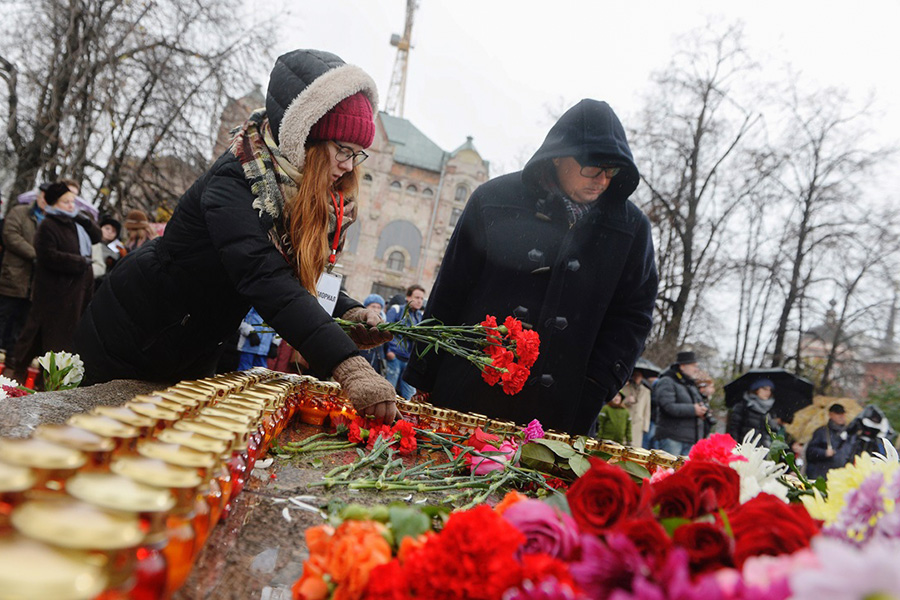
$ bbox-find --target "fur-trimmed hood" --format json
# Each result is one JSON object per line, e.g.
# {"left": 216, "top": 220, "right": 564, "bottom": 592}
{"left": 265, "top": 49, "right": 378, "bottom": 170}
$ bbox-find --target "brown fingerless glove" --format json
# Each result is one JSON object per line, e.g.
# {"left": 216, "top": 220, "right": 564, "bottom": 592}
{"left": 332, "top": 355, "right": 398, "bottom": 413}
{"left": 342, "top": 306, "right": 393, "bottom": 350}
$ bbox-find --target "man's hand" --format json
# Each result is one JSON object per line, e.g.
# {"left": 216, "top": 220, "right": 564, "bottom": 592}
{"left": 826, "top": 448, "right": 835, "bottom": 458}
{"left": 386, "top": 351, "right": 396, "bottom": 360}
{"left": 694, "top": 404, "right": 708, "bottom": 417}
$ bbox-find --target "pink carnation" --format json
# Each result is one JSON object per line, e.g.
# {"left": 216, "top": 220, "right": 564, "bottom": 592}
{"left": 649, "top": 467, "right": 675, "bottom": 484}
{"left": 523, "top": 419, "right": 545, "bottom": 443}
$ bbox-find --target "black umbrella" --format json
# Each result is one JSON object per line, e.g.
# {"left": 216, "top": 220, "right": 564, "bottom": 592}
{"left": 724, "top": 368, "right": 814, "bottom": 422}
{"left": 634, "top": 357, "right": 662, "bottom": 378}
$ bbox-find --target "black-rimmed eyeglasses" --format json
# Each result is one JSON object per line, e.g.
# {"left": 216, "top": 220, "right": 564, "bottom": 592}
{"left": 578, "top": 165, "right": 621, "bottom": 179}
{"left": 333, "top": 142, "right": 369, "bottom": 167}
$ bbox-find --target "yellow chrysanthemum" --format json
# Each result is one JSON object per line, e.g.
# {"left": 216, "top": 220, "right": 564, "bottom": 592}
{"left": 801, "top": 453, "right": 900, "bottom": 525}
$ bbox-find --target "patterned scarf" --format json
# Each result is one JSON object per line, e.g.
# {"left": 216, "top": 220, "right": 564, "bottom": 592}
{"left": 229, "top": 109, "right": 357, "bottom": 273}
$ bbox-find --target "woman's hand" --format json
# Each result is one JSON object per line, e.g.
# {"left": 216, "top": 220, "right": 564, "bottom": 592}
{"left": 332, "top": 355, "right": 399, "bottom": 424}
{"left": 342, "top": 306, "right": 393, "bottom": 349}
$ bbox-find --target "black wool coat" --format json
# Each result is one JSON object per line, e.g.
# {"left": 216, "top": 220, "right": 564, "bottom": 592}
{"left": 75, "top": 153, "right": 360, "bottom": 383}
{"left": 404, "top": 100, "right": 658, "bottom": 435}
{"left": 15, "top": 213, "right": 100, "bottom": 358}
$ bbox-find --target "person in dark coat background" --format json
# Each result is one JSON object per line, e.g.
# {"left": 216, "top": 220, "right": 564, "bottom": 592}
{"left": 404, "top": 99, "right": 658, "bottom": 435}
{"left": 12, "top": 182, "right": 100, "bottom": 382}
{"left": 653, "top": 351, "right": 709, "bottom": 456}
{"left": 75, "top": 49, "right": 398, "bottom": 422}
{"left": 726, "top": 378, "right": 778, "bottom": 447}
{"left": 0, "top": 183, "right": 47, "bottom": 356}
{"left": 806, "top": 403, "right": 853, "bottom": 480}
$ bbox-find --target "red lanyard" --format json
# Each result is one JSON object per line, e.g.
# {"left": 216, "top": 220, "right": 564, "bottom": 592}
{"left": 328, "top": 191, "right": 345, "bottom": 270}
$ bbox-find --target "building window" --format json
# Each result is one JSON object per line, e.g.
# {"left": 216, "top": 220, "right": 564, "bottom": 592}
{"left": 406, "top": 184, "right": 417, "bottom": 193}
{"left": 454, "top": 184, "right": 469, "bottom": 202}
{"left": 423, "top": 188, "right": 434, "bottom": 197}
{"left": 450, "top": 207, "right": 463, "bottom": 227}
{"left": 390, "top": 181, "right": 402, "bottom": 189}
{"left": 387, "top": 250, "right": 405, "bottom": 271}
{"left": 363, "top": 173, "right": 373, "bottom": 182}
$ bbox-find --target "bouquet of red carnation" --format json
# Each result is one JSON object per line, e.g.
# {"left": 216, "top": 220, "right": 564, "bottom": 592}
{"left": 336, "top": 313, "right": 540, "bottom": 395}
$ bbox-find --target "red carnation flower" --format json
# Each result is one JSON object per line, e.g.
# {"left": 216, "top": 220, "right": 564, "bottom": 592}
{"left": 403, "top": 505, "right": 525, "bottom": 600}
{"left": 390, "top": 420, "right": 418, "bottom": 456}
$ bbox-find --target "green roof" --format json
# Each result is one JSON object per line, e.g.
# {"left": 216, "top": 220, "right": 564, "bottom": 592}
{"left": 379, "top": 112, "right": 447, "bottom": 173}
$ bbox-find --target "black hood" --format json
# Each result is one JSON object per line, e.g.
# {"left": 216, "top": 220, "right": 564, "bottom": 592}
{"left": 522, "top": 99, "right": 640, "bottom": 202}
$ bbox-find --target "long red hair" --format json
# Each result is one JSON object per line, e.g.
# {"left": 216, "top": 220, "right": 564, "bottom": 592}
{"left": 286, "top": 142, "right": 359, "bottom": 294}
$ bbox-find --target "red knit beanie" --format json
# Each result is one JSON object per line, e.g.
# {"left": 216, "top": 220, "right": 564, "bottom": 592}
{"left": 308, "top": 92, "right": 375, "bottom": 148}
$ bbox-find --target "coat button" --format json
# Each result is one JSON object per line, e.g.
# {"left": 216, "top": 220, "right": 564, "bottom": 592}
{"left": 546, "top": 316, "right": 567, "bottom": 330}
{"left": 539, "top": 374, "right": 554, "bottom": 387}
{"left": 527, "top": 249, "right": 544, "bottom": 262}
{"left": 513, "top": 306, "right": 529, "bottom": 320}
{"left": 566, "top": 259, "right": 580, "bottom": 272}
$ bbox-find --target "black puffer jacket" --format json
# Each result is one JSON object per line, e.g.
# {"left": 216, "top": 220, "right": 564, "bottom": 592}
{"left": 726, "top": 393, "right": 777, "bottom": 447}
{"left": 653, "top": 366, "right": 705, "bottom": 445}
{"left": 404, "top": 100, "right": 658, "bottom": 434}
{"left": 75, "top": 51, "right": 377, "bottom": 383}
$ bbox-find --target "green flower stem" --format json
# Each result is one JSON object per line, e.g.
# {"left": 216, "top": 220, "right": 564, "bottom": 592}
{"left": 285, "top": 432, "right": 340, "bottom": 447}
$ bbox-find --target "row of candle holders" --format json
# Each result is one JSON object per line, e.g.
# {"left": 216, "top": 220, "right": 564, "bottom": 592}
{"left": 0, "top": 367, "right": 345, "bottom": 600}
{"left": 289, "top": 382, "right": 686, "bottom": 470}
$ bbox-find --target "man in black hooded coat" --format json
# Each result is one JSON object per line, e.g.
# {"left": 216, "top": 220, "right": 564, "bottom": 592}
{"left": 404, "top": 99, "right": 658, "bottom": 435}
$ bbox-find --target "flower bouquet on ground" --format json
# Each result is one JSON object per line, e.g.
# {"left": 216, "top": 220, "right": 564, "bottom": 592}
{"left": 335, "top": 313, "right": 540, "bottom": 395}
{"left": 292, "top": 432, "right": 900, "bottom": 599}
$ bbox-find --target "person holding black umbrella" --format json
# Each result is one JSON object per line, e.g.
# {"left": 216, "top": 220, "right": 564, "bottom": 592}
{"left": 726, "top": 378, "right": 779, "bottom": 447}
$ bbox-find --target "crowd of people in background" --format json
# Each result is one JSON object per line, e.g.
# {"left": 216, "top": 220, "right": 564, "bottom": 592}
{"left": 589, "top": 347, "right": 897, "bottom": 474}
{"left": 0, "top": 180, "right": 157, "bottom": 385}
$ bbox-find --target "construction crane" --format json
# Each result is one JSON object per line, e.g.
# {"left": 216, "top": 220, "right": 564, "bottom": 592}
{"left": 384, "top": 0, "right": 417, "bottom": 118}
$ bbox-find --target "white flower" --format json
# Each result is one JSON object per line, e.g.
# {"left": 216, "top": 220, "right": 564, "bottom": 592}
{"left": 0, "top": 388, "right": 7, "bottom": 400}
{"left": 0, "top": 374, "right": 18, "bottom": 389}
{"left": 37, "top": 351, "right": 85, "bottom": 389}
{"left": 731, "top": 431, "right": 790, "bottom": 503}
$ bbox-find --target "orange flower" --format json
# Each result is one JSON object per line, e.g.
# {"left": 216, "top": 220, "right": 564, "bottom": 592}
{"left": 494, "top": 490, "right": 528, "bottom": 516}
{"left": 397, "top": 531, "right": 433, "bottom": 563}
{"left": 326, "top": 520, "right": 393, "bottom": 600}
{"left": 293, "top": 525, "right": 335, "bottom": 600}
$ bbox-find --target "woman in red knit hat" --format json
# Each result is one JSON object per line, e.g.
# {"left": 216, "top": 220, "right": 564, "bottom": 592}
{"left": 76, "top": 49, "right": 398, "bottom": 423}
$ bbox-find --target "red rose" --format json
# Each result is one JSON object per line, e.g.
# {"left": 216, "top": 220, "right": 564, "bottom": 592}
{"left": 615, "top": 517, "right": 672, "bottom": 568}
{"left": 672, "top": 522, "right": 734, "bottom": 575}
{"left": 650, "top": 470, "right": 702, "bottom": 519}
{"left": 677, "top": 460, "right": 741, "bottom": 512}
{"left": 727, "top": 493, "right": 820, "bottom": 568}
{"left": 566, "top": 457, "right": 640, "bottom": 534}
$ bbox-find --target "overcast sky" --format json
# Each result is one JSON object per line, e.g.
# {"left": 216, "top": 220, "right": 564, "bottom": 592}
{"left": 247, "top": 0, "right": 900, "bottom": 191}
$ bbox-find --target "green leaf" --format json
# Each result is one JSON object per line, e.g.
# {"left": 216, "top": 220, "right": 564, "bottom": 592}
{"left": 532, "top": 438, "right": 577, "bottom": 458}
{"left": 586, "top": 449, "right": 613, "bottom": 461}
{"left": 543, "top": 492, "right": 572, "bottom": 516}
{"left": 572, "top": 436, "right": 587, "bottom": 452}
{"left": 520, "top": 442, "right": 558, "bottom": 472}
{"left": 617, "top": 460, "right": 651, "bottom": 482}
{"left": 568, "top": 454, "right": 591, "bottom": 477}
{"left": 311, "top": 458, "right": 324, "bottom": 469}
{"left": 659, "top": 517, "right": 691, "bottom": 537}
{"left": 389, "top": 505, "right": 431, "bottom": 544}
